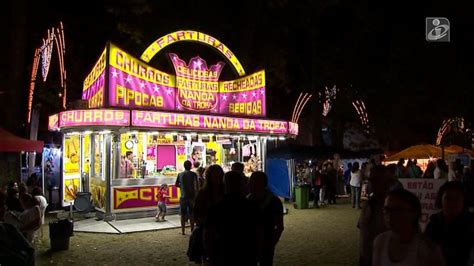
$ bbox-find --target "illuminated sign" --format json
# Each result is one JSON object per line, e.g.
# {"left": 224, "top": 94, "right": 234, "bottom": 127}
{"left": 170, "top": 53, "right": 224, "bottom": 112}
{"left": 140, "top": 30, "right": 245, "bottom": 76}
{"left": 289, "top": 122, "right": 299, "bottom": 136}
{"left": 79, "top": 42, "right": 266, "bottom": 116}
{"left": 108, "top": 43, "right": 176, "bottom": 110}
{"left": 59, "top": 109, "right": 129, "bottom": 128}
{"left": 48, "top": 114, "right": 59, "bottom": 131}
{"left": 132, "top": 110, "right": 288, "bottom": 135}
{"left": 82, "top": 48, "right": 107, "bottom": 108}
{"left": 219, "top": 70, "right": 266, "bottom": 116}
{"left": 113, "top": 185, "right": 180, "bottom": 210}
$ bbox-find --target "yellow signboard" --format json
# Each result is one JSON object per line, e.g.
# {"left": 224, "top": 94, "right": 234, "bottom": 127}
{"left": 109, "top": 43, "right": 174, "bottom": 87}
{"left": 140, "top": 30, "right": 246, "bottom": 77}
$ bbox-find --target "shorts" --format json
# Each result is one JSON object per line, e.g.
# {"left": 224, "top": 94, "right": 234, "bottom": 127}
{"left": 179, "top": 198, "right": 194, "bottom": 216}
{"left": 158, "top": 202, "right": 167, "bottom": 213}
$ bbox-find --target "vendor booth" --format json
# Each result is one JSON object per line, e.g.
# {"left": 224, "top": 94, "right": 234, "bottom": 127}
{"left": 383, "top": 144, "right": 472, "bottom": 171}
{"left": 48, "top": 31, "right": 298, "bottom": 220}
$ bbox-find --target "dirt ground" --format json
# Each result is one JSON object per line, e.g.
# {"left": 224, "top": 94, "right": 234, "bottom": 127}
{"left": 36, "top": 198, "right": 360, "bottom": 266}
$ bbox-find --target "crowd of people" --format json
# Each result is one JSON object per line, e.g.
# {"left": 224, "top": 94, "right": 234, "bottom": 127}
{"left": 173, "top": 160, "right": 284, "bottom": 266}
{"left": 356, "top": 162, "right": 474, "bottom": 266}
{"left": 0, "top": 175, "right": 48, "bottom": 265}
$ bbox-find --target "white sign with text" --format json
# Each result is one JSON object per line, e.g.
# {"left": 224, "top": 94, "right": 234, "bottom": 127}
{"left": 398, "top": 178, "right": 447, "bottom": 231}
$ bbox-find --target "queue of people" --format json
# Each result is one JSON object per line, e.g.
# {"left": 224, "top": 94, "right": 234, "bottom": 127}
{"left": 174, "top": 160, "right": 284, "bottom": 266}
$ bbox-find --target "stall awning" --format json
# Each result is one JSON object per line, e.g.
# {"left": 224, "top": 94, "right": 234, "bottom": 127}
{"left": 0, "top": 128, "right": 44, "bottom": 153}
{"left": 384, "top": 144, "right": 473, "bottom": 162}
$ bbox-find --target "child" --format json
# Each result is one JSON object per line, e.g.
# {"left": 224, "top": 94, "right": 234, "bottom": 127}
{"left": 155, "top": 184, "right": 169, "bottom": 222}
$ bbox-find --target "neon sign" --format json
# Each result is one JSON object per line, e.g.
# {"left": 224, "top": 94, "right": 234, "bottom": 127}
{"left": 219, "top": 70, "right": 265, "bottom": 116}
{"left": 107, "top": 43, "right": 176, "bottom": 110}
{"left": 140, "top": 30, "right": 245, "bottom": 76}
{"left": 59, "top": 109, "right": 129, "bottom": 128}
{"left": 132, "top": 110, "right": 288, "bottom": 135}
{"left": 82, "top": 48, "right": 107, "bottom": 108}
{"left": 170, "top": 53, "right": 224, "bottom": 112}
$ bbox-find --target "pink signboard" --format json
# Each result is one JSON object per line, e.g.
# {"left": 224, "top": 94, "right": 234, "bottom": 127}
{"left": 132, "top": 110, "right": 288, "bottom": 134}
{"left": 59, "top": 109, "right": 130, "bottom": 128}
{"left": 82, "top": 48, "right": 107, "bottom": 108}
{"left": 82, "top": 72, "right": 105, "bottom": 108}
{"left": 107, "top": 66, "right": 176, "bottom": 110}
{"left": 113, "top": 185, "right": 180, "bottom": 210}
{"left": 170, "top": 53, "right": 223, "bottom": 113}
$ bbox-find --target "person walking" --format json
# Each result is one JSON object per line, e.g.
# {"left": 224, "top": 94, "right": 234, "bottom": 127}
{"left": 326, "top": 163, "right": 338, "bottom": 204}
{"left": 175, "top": 160, "right": 199, "bottom": 235}
{"left": 248, "top": 171, "right": 284, "bottom": 266}
{"left": 155, "top": 184, "right": 169, "bottom": 222}
{"left": 344, "top": 162, "right": 353, "bottom": 196}
{"left": 350, "top": 162, "right": 362, "bottom": 209}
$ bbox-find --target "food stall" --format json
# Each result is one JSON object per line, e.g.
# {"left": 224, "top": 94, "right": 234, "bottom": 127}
{"left": 48, "top": 31, "right": 298, "bottom": 220}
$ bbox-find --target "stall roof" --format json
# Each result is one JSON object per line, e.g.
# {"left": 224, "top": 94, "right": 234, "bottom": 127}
{"left": 0, "top": 128, "right": 44, "bottom": 153}
{"left": 384, "top": 144, "right": 473, "bottom": 162}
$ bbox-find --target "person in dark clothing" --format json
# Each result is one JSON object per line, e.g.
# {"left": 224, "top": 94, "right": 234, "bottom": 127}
{"left": 344, "top": 162, "right": 353, "bottom": 195}
{"left": 6, "top": 182, "right": 22, "bottom": 213}
{"left": 204, "top": 171, "right": 261, "bottom": 266}
{"left": 189, "top": 165, "right": 225, "bottom": 263}
{"left": 425, "top": 181, "right": 474, "bottom": 266}
{"left": 423, "top": 161, "right": 436, "bottom": 179}
{"left": 312, "top": 165, "right": 321, "bottom": 208}
{"left": 175, "top": 160, "right": 199, "bottom": 235}
{"left": 248, "top": 171, "right": 284, "bottom": 266}
{"left": 325, "top": 163, "right": 337, "bottom": 204}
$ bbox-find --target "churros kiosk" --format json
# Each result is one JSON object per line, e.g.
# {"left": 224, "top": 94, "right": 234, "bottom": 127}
{"left": 48, "top": 31, "right": 298, "bottom": 220}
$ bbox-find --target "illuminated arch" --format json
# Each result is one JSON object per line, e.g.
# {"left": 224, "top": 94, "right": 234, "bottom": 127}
{"left": 140, "top": 30, "right": 246, "bottom": 77}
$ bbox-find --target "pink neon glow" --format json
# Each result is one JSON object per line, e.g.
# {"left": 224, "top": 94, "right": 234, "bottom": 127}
{"left": 132, "top": 110, "right": 289, "bottom": 135}
{"left": 59, "top": 109, "right": 130, "bottom": 127}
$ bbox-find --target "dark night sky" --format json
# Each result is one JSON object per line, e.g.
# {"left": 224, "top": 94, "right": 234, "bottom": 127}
{"left": 0, "top": 0, "right": 473, "bottom": 150}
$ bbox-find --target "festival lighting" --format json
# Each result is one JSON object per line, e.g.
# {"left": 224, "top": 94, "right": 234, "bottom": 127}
{"left": 40, "top": 29, "right": 54, "bottom": 82}
{"left": 352, "top": 100, "right": 370, "bottom": 132}
{"left": 27, "top": 21, "right": 67, "bottom": 123}
{"left": 27, "top": 48, "right": 41, "bottom": 123}
{"left": 321, "top": 85, "right": 337, "bottom": 117}
{"left": 436, "top": 117, "right": 465, "bottom": 145}
{"left": 291, "top": 92, "right": 312, "bottom": 123}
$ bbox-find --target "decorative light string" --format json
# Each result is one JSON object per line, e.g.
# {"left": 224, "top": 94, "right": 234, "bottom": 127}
{"left": 27, "top": 21, "right": 67, "bottom": 123}
{"left": 292, "top": 92, "right": 312, "bottom": 124}
{"left": 352, "top": 99, "right": 370, "bottom": 133}
{"left": 436, "top": 117, "right": 465, "bottom": 145}
{"left": 321, "top": 85, "right": 337, "bottom": 117}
